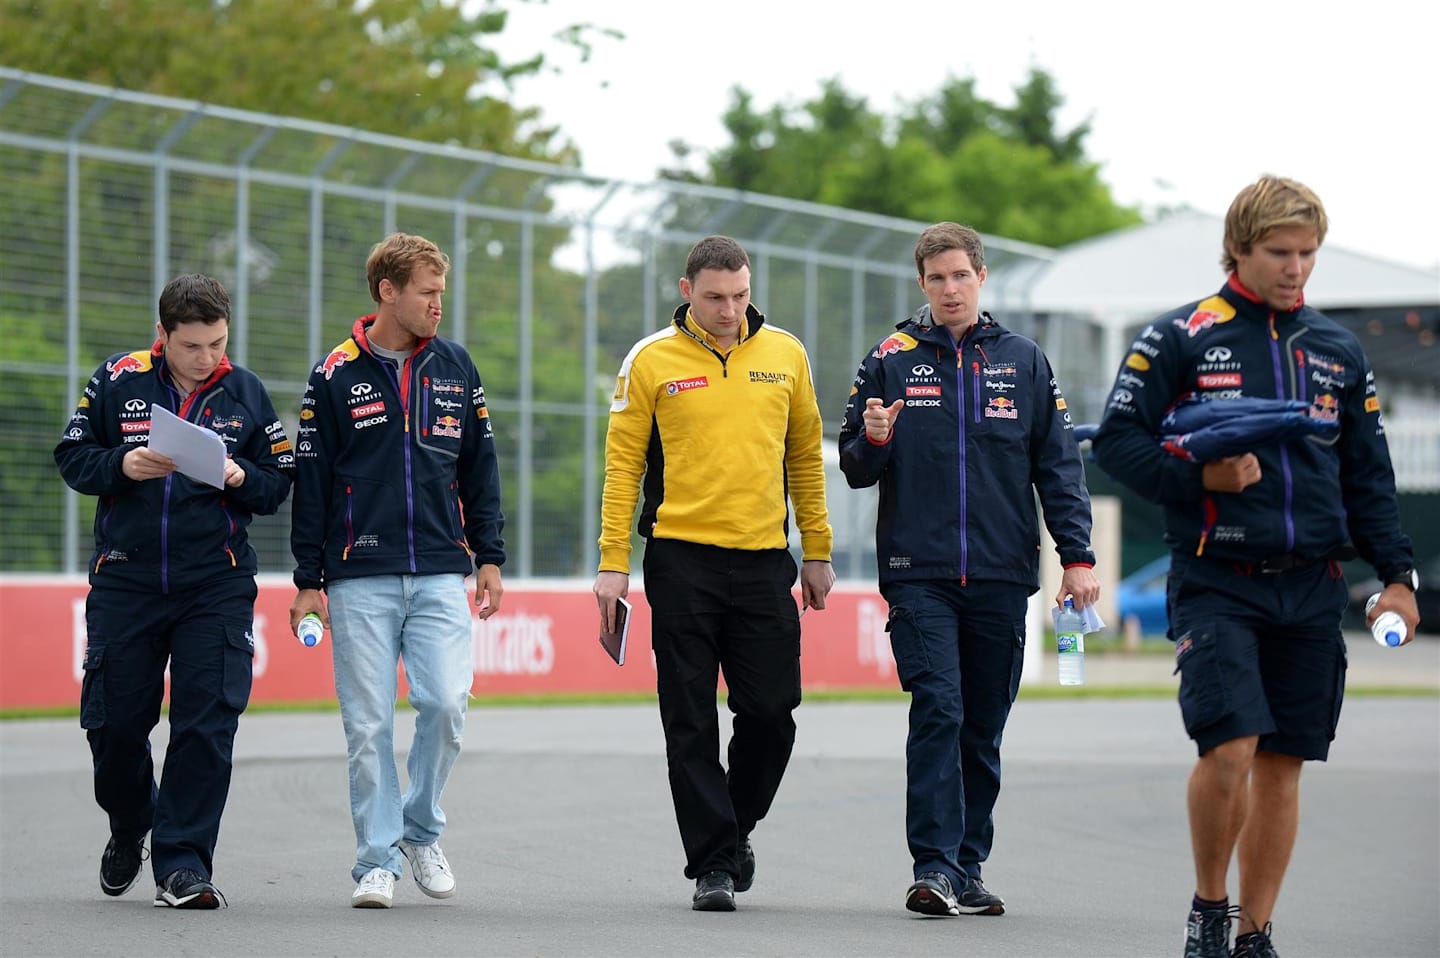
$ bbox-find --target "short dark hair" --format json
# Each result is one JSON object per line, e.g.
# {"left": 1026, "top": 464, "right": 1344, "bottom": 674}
{"left": 914, "top": 222, "right": 986, "bottom": 276}
{"left": 158, "top": 274, "right": 230, "bottom": 332}
{"left": 684, "top": 235, "right": 750, "bottom": 281}
{"left": 365, "top": 232, "right": 451, "bottom": 303}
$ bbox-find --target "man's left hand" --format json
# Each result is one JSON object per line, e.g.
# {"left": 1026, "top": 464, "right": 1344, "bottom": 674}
{"left": 800, "top": 560, "right": 835, "bottom": 613}
{"left": 474, "top": 563, "right": 503, "bottom": 620}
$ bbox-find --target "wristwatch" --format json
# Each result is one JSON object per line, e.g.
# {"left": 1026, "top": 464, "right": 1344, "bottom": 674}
{"left": 1384, "top": 568, "right": 1420, "bottom": 592}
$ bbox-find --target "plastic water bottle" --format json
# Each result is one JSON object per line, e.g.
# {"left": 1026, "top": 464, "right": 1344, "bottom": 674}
{"left": 1364, "top": 593, "right": 1406, "bottom": 648}
{"left": 1056, "top": 597, "right": 1086, "bottom": 686}
{"left": 297, "top": 612, "right": 325, "bottom": 648}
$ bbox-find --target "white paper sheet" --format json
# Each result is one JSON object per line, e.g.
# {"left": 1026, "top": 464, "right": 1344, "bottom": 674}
{"left": 147, "top": 404, "right": 227, "bottom": 489}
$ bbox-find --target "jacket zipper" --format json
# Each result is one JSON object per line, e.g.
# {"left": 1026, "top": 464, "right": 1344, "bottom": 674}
{"left": 391, "top": 357, "right": 418, "bottom": 573}
{"left": 1267, "top": 316, "right": 1295, "bottom": 551}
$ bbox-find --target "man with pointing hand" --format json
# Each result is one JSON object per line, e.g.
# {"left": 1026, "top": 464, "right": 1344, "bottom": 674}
{"left": 839, "top": 222, "right": 1098, "bottom": 918}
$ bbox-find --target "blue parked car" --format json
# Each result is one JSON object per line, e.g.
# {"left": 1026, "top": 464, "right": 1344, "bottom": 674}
{"left": 1116, "top": 556, "right": 1171, "bottom": 638}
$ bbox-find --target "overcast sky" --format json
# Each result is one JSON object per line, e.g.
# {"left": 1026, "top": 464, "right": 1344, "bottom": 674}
{"left": 490, "top": 0, "right": 1440, "bottom": 272}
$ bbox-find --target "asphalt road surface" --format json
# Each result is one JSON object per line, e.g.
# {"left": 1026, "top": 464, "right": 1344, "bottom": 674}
{"left": 2, "top": 649, "right": 1436, "bottom": 957}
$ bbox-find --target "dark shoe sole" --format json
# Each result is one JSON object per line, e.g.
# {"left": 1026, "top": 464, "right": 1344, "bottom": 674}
{"left": 692, "top": 891, "right": 736, "bottom": 912}
{"left": 905, "top": 887, "right": 959, "bottom": 917}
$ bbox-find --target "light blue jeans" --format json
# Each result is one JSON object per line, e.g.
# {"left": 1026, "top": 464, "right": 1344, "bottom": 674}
{"left": 328, "top": 574, "right": 472, "bottom": 882}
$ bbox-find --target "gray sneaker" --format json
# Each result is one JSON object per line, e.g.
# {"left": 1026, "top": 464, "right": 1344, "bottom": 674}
{"left": 905, "top": 872, "right": 959, "bottom": 917}
{"left": 1230, "top": 923, "right": 1280, "bottom": 958}
{"left": 735, "top": 838, "right": 756, "bottom": 893}
{"left": 1183, "top": 903, "right": 1240, "bottom": 957}
{"left": 956, "top": 875, "right": 1005, "bottom": 915}
{"left": 692, "top": 870, "right": 736, "bottom": 911}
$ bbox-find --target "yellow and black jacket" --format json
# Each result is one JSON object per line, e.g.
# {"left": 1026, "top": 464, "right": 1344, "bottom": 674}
{"left": 598, "top": 303, "right": 832, "bottom": 572}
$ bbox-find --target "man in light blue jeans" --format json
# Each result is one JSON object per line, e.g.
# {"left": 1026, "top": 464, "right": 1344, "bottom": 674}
{"left": 289, "top": 233, "right": 505, "bottom": 908}
{"left": 327, "top": 575, "right": 474, "bottom": 893}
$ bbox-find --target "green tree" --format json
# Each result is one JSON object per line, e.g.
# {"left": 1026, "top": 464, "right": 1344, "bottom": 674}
{"left": 0, "top": 313, "right": 73, "bottom": 571}
{"left": 666, "top": 69, "right": 1140, "bottom": 248}
{"left": 0, "top": 0, "right": 609, "bottom": 163}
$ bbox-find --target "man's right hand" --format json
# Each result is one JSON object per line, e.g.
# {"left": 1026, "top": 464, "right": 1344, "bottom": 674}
{"left": 289, "top": 588, "right": 327, "bottom": 638}
{"left": 593, "top": 571, "right": 630, "bottom": 633}
{"left": 863, "top": 397, "right": 904, "bottom": 443}
{"left": 1202, "top": 453, "right": 1261, "bottom": 493}
{"left": 122, "top": 446, "right": 177, "bottom": 481}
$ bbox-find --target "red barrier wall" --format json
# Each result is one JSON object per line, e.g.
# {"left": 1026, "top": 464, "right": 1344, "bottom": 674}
{"left": 0, "top": 576, "right": 899, "bottom": 710}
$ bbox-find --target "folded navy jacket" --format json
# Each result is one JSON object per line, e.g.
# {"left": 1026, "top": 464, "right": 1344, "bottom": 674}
{"left": 1075, "top": 393, "right": 1339, "bottom": 463}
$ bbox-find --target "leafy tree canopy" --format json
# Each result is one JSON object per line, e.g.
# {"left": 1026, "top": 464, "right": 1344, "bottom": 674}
{"left": 0, "top": 0, "right": 613, "bottom": 164}
{"left": 664, "top": 69, "right": 1141, "bottom": 247}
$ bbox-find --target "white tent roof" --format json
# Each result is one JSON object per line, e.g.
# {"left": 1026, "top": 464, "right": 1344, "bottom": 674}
{"left": 1023, "top": 211, "right": 1440, "bottom": 323}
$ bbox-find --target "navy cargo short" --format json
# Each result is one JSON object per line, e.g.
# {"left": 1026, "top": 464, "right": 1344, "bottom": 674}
{"left": 1167, "top": 553, "right": 1348, "bottom": 760}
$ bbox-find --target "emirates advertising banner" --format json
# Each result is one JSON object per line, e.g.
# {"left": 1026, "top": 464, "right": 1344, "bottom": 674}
{"left": 0, "top": 577, "right": 901, "bottom": 711}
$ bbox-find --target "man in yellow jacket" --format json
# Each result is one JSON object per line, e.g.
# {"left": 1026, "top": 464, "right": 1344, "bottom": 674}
{"left": 594, "top": 235, "right": 835, "bottom": 912}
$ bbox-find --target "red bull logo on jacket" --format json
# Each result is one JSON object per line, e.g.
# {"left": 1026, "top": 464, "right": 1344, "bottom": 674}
{"left": 872, "top": 332, "right": 918, "bottom": 359}
{"left": 1174, "top": 296, "right": 1236, "bottom": 338}
{"left": 984, "top": 397, "right": 1018, "bottom": 419}
{"left": 1311, "top": 393, "right": 1340, "bottom": 421}
{"left": 319, "top": 340, "right": 361, "bottom": 380}
{"left": 107, "top": 352, "right": 152, "bottom": 381}
{"left": 432, "top": 415, "right": 462, "bottom": 438}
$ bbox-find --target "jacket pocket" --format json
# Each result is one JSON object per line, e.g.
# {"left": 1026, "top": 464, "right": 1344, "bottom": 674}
{"left": 79, "top": 644, "right": 106, "bottom": 729}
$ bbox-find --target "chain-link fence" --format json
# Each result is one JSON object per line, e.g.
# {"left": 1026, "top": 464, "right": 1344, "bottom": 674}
{"left": 1, "top": 67, "right": 1069, "bottom": 581}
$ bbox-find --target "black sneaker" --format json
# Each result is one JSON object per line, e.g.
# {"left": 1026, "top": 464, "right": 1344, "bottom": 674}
{"left": 957, "top": 875, "right": 1005, "bottom": 915}
{"left": 1184, "top": 903, "right": 1240, "bottom": 958}
{"left": 905, "top": 871, "right": 959, "bottom": 917}
{"left": 1231, "top": 923, "right": 1279, "bottom": 958}
{"left": 692, "top": 870, "right": 736, "bottom": 911}
{"left": 154, "top": 868, "right": 225, "bottom": 909}
{"left": 735, "top": 838, "right": 756, "bottom": 893}
{"left": 99, "top": 836, "right": 147, "bottom": 897}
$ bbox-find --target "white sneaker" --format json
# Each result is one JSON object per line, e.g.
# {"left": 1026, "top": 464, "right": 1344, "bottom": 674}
{"left": 400, "top": 840, "right": 456, "bottom": 899}
{"left": 351, "top": 867, "right": 395, "bottom": 908}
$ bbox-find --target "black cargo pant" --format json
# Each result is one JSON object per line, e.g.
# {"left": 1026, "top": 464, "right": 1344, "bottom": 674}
{"left": 642, "top": 538, "right": 802, "bottom": 881}
{"left": 81, "top": 579, "right": 256, "bottom": 884}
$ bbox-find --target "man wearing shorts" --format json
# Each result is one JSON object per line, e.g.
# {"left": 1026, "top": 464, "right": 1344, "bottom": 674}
{"left": 1092, "top": 175, "right": 1420, "bottom": 957}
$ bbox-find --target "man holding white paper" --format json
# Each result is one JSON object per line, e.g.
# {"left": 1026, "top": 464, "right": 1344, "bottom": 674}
{"left": 54, "top": 273, "right": 294, "bottom": 909}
